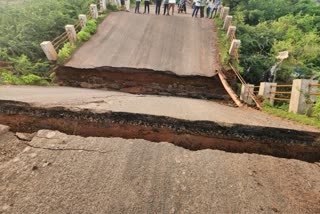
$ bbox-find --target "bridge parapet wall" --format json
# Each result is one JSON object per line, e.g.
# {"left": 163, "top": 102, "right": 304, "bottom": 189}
{"left": 41, "top": 3, "right": 105, "bottom": 62}
{"left": 241, "top": 80, "right": 320, "bottom": 115}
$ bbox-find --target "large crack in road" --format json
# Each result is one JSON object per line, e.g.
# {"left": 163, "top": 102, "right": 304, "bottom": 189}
{"left": 0, "top": 100, "right": 319, "bottom": 162}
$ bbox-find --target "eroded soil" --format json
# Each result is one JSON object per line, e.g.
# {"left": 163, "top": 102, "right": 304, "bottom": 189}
{"left": 56, "top": 66, "right": 231, "bottom": 100}
{"left": 0, "top": 101, "right": 319, "bottom": 162}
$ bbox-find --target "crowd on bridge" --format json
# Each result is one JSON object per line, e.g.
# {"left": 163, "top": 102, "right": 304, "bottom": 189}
{"left": 133, "top": 0, "right": 221, "bottom": 17}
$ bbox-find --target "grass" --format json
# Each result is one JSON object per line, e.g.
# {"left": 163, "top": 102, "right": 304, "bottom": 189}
{"left": 0, "top": 0, "right": 23, "bottom": 4}
{"left": 263, "top": 105, "right": 320, "bottom": 129}
{"left": 214, "top": 18, "right": 231, "bottom": 69}
{"left": 214, "top": 17, "right": 244, "bottom": 74}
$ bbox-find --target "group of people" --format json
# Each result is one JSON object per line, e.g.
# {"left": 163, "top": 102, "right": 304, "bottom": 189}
{"left": 134, "top": 0, "right": 188, "bottom": 16}
{"left": 192, "top": 0, "right": 221, "bottom": 18}
{"left": 134, "top": 0, "right": 221, "bottom": 17}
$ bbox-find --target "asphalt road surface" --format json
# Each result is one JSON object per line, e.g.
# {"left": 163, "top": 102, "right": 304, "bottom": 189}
{"left": 1, "top": 85, "right": 319, "bottom": 132}
{"left": 65, "top": 11, "right": 220, "bottom": 77}
{"left": 1, "top": 129, "right": 319, "bottom": 213}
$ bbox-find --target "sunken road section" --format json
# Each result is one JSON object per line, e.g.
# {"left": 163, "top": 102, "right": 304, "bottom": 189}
{"left": 56, "top": 66, "right": 230, "bottom": 100}
{"left": 57, "top": 12, "right": 227, "bottom": 100}
{"left": 65, "top": 12, "right": 220, "bottom": 76}
{"left": 0, "top": 100, "right": 319, "bottom": 162}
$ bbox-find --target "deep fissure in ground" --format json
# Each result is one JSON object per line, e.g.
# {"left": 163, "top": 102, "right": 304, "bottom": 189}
{"left": 0, "top": 100, "right": 319, "bottom": 162}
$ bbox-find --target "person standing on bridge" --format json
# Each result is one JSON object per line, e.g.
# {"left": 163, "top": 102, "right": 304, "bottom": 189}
{"left": 206, "top": 0, "right": 214, "bottom": 18}
{"left": 155, "top": 0, "right": 162, "bottom": 15}
{"left": 135, "top": 0, "right": 141, "bottom": 13}
{"left": 192, "top": 0, "right": 200, "bottom": 17}
{"left": 178, "top": 0, "right": 187, "bottom": 14}
{"left": 163, "top": 0, "right": 169, "bottom": 15}
{"left": 199, "top": 0, "right": 206, "bottom": 18}
{"left": 167, "top": 0, "right": 176, "bottom": 15}
{"left": 144, "top": 0, "right": 150, "bottom": 14}
{"left": 210, "top": 0, "right": 221, "bottom": 18}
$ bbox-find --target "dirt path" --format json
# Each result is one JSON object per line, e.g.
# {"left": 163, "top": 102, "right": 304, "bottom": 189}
{"left": 0, "top": 129, "right": 319, "bottom": 213}
{"left": 65, "top": 10, "right": 221, "bottom": 77}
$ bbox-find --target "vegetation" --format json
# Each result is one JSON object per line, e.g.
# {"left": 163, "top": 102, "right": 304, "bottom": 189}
{"left": 0, "top": 0, "right": 97, "bottom": 85}
{"left": 57, "top": 43, "right": 77, "bottom": 65}
{"left": 263, "top": 103, "right": 320, "bottom": 128}
{"left": 78, "top": 31, "right": 91, "bottom": 42}
{"left": 223, "top": 0, "right": 320, "bottom": 85}
{"left": 83, "top": 19, "right": 98, "bottom": 34}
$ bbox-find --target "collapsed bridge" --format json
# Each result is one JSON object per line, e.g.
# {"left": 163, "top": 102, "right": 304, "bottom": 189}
{"left": 56, "top": 12, "right": 231, "bottom": 100}
{"left": 1, "top": 8, "right": 320, "bottom": 213}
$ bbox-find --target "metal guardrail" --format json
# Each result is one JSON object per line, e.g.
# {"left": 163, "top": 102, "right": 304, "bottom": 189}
{"left": 74, "top": 21, "right": 82, "bottom": 33}
{"left": 229, "top": 62, "right": 262, "bottom": 109}
{"left": 248, "top": 85, "right": 260, "bottom": 94}
{"left": 270, "top": 84, "right": 292, "bottom": 101}
{"left": 309, "top": 83, "right": 320, "bottom": 96}
{"left": 50, "top": 8, "right": 93, "bottom": 52}
{"left": 52, "top": 32, "right": 69, "bottom": 51}
{"left": 234, "top": 48, "right": 239, "bottom": 63}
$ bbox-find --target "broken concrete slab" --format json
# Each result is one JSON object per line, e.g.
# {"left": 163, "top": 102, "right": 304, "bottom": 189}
{"left": 15, "top": 132, "right": 35, "bottom": 141}
{"left": 0, "top": 128, "right": 26, "bottom": 163}
{"left": 0, "top": 86, "right": 318, "bottom": 132}
{"left": 0, "top": 99, "right": 320, "bottom": 162}
{"left": 0, "top": 130, "right": 319, "bottom": 213}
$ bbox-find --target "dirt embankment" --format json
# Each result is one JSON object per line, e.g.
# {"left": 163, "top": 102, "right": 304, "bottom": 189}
{"left": 0, "top": 100, "right": 319, "bottom": 162}
{"left": 56, "top": 66, "right": 232, "bottom": 100}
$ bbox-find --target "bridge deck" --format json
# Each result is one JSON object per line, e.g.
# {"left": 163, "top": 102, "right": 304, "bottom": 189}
{"left": 65, "top": 11, "right": 221, "bottom": 77}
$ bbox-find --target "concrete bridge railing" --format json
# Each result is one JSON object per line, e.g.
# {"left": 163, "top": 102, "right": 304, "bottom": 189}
{"left": 240, "top": 79, "right": 320, "bottom": 114}
{"left": 218, "top": 5, "right": 239, "bottom": 62}
{"left": 40, "top": 3, "right": 106, "bottom": 62}
{"left": 216, "top": 3, "right": 264, "bottom": 109}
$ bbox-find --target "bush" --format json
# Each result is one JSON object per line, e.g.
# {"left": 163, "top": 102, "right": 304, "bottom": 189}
{"left": 77, "top": 31, "right": 91, "bottom": 42}
{"left": 21, "top": 74, "right": 42, "bottom": 84}
{"left": 83, "top": 19, "right": 97, "bottom": 35}
{"left": 0, "top": 71, "right": 49, "bottom": 85}
{"left": 107, "top": 4, "right": 119, "bottom": 11}
{"left": 57, "top": 42, "right": 76, "bottom": 65}
{"left": 0, "top": 71, "right": 23, "bottom": 85}
{"left": 97, "top": 14, "right": 107, "bottom": 24}
{"left": 312, "top": 98, "right": 320, "bottom": 119}
{"left": 10, "top": 54, "right": 34, "bottom": 75}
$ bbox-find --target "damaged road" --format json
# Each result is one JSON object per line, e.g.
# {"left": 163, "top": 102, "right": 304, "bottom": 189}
{"left": 56, "top": 12, "right": 227, "bottom": 99}
{"left": 0, "top": 128, "right": 320, "bottom": 213}
{"left": 0, "top": 86, "right": 320, "bottom": 162}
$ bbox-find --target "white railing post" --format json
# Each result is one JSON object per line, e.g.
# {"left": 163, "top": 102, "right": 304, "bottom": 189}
{"left": 220, "top": 7, "right": 229, "bottom": 20}
{"left": 99, "top": 0, "right": 107, "bottom": 12}
{"left": 40, "top": 41, "right": 58, "bottom": 61}
{"left": 258, "top": 82, "right": 277, "bottom": 106}
{"left": 65, "top": 25, "right": 77, "bottom": 45}
{"left": 227, "top": 26, "right": 236, "bottom": 39}
{"left": 90, "top": 4, "right": 99, "bottom": 19}
{"left": 229, "top": 39, "right": 241, "bottom": 57}
{"left": 79, "top": 14, "right": 87, "bottom": 28}
{"left": 240, "top": 84, "right": 254, "bottom": 104}
{"left": 217, "top": 5, "right": 223, "bottom": 15}
{"left": 289, "top": 79, "right": 318, "bottom": 114}
{"left": 223, "top": 15, "right": 232, "bottom": 31}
